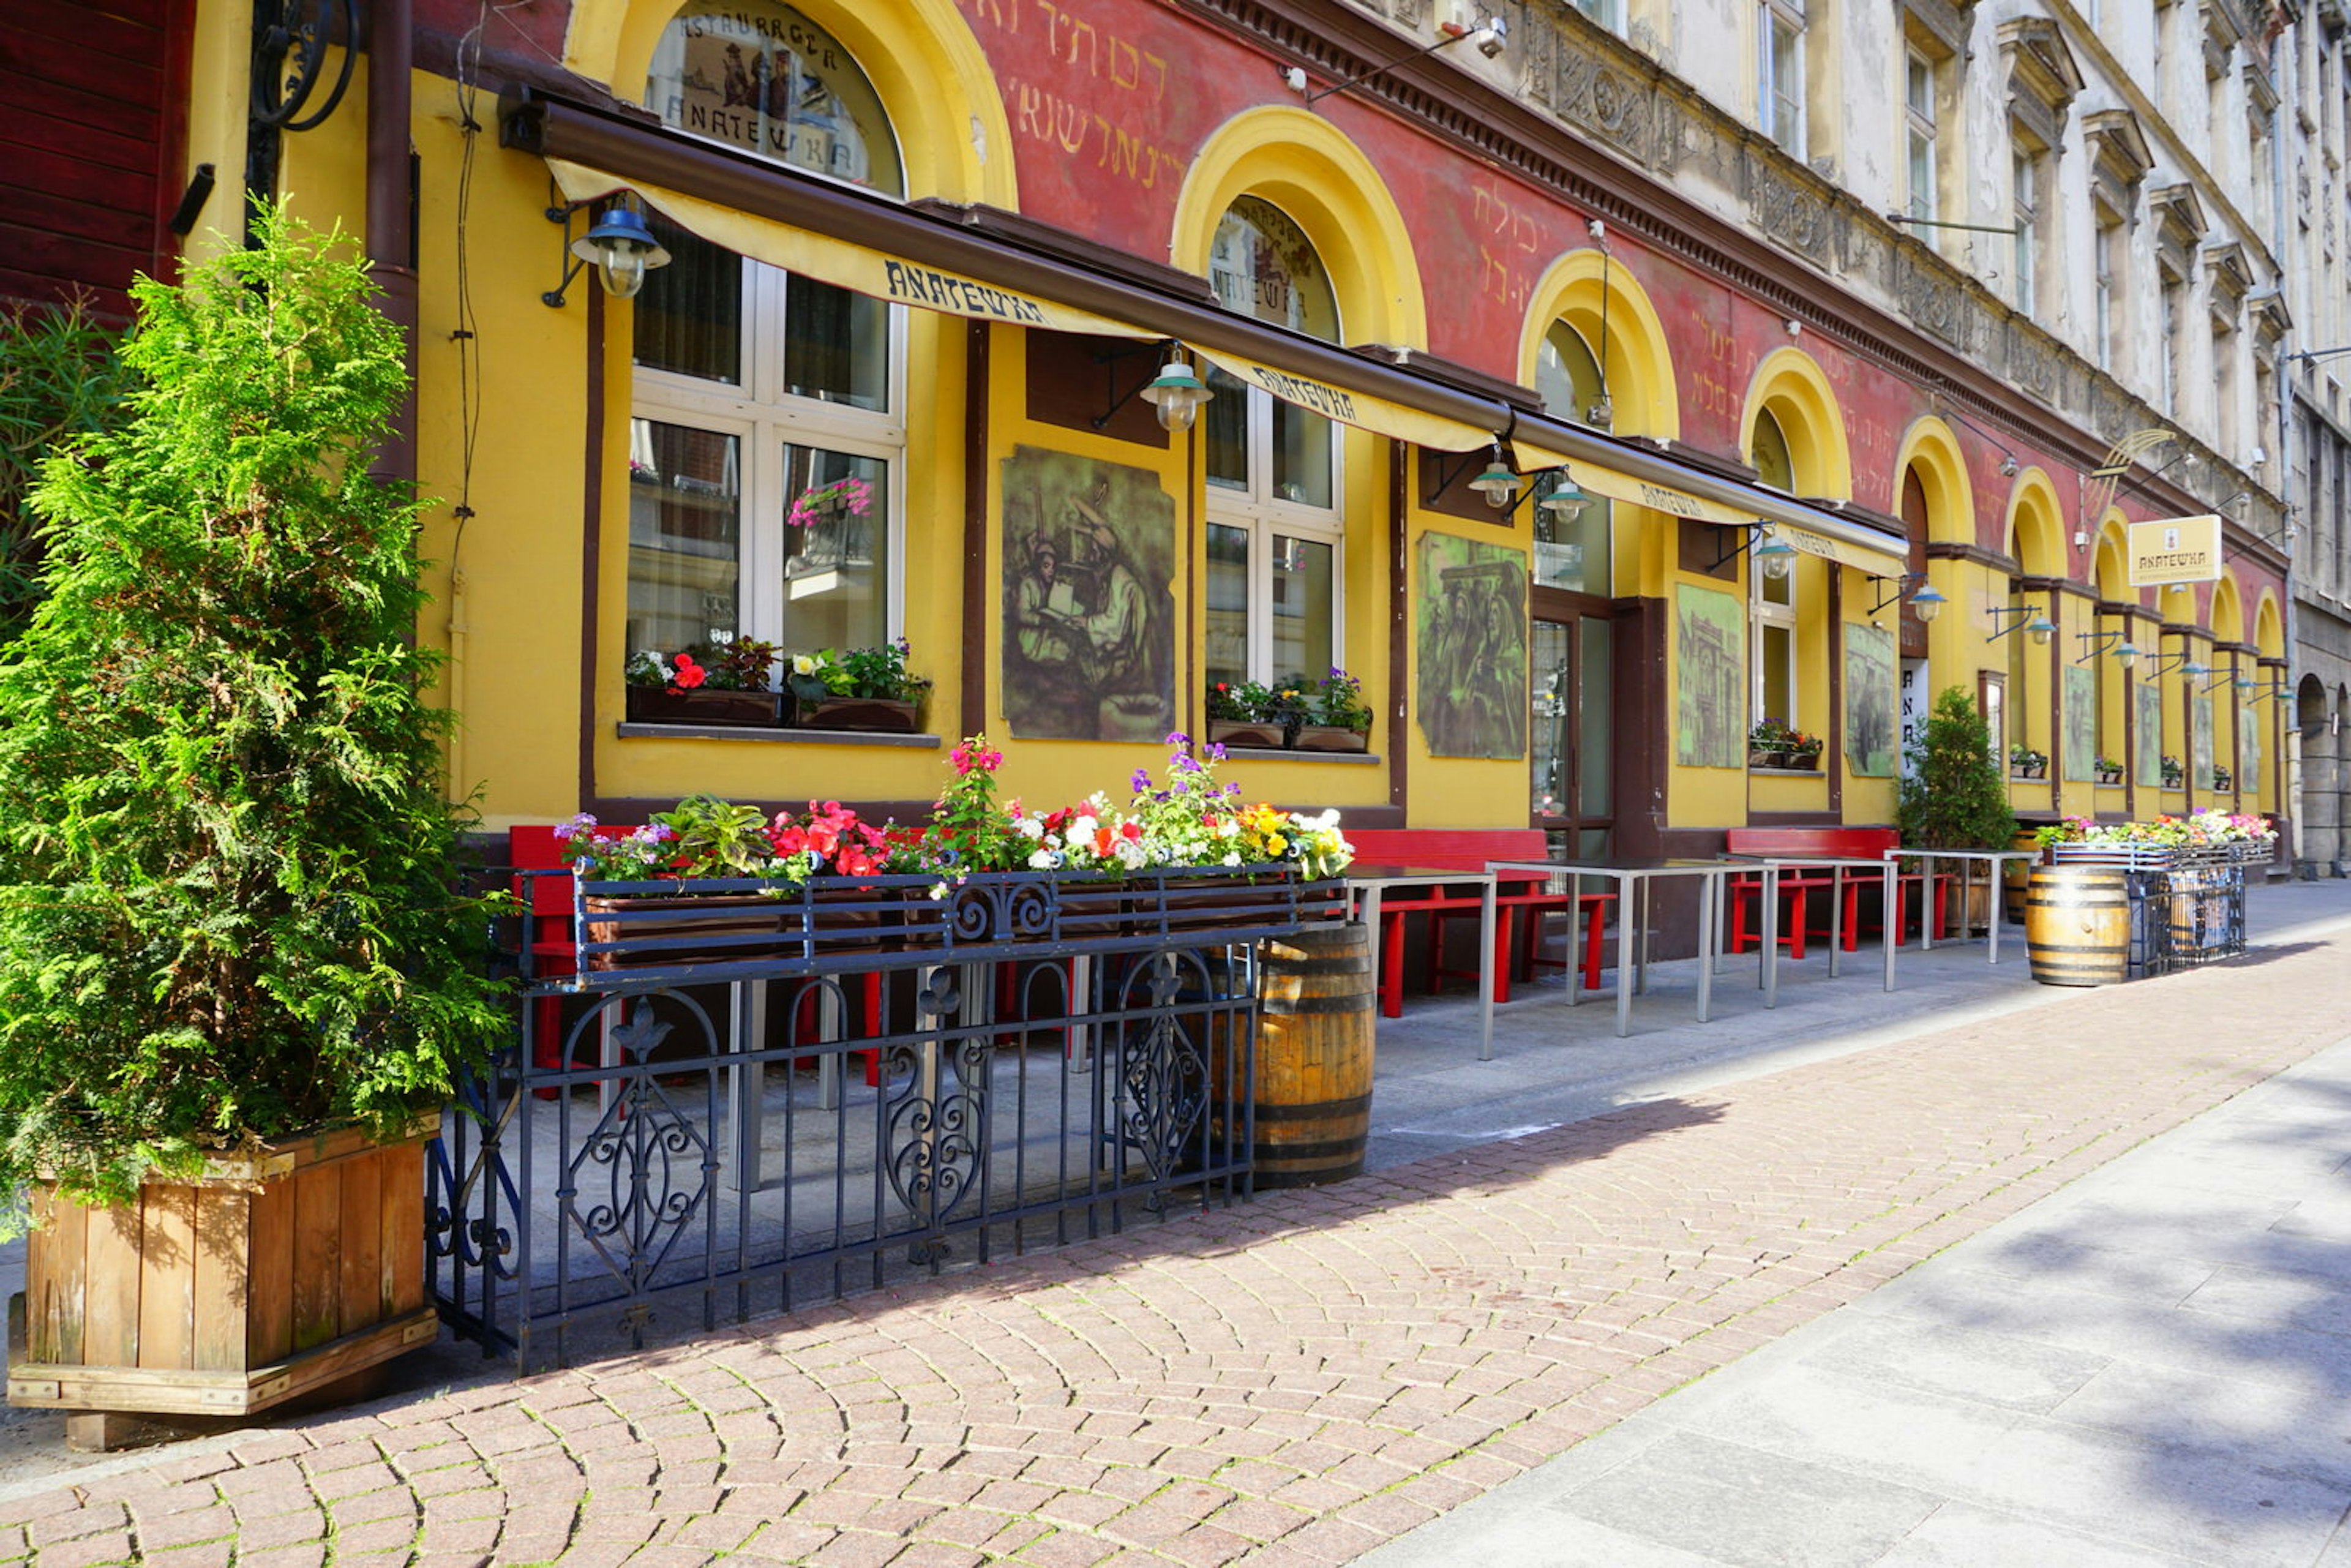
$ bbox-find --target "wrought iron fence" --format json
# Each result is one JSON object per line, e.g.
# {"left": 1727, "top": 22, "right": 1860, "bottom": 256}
{"left": 430, "top": 866, "right": 1341, "bottom": 1373}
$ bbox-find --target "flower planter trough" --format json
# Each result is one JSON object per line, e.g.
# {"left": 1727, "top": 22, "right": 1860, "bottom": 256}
{"left": 10, "top": 1123, "right": 438, "bottom": 1450}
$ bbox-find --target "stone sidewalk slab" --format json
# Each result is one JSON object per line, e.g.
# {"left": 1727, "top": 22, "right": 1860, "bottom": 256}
{"left": 1363, "top": 1000, "right": 2351, "bottom": 1567}
{"left": 1, "top": 905, "right": 2348, "bottom": 1565}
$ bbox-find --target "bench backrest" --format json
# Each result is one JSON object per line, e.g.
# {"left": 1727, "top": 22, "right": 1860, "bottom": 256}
{"left": 509, "top": 824, "right": 645, "bottom": 918}
{"left": 1346, "top": 827, "right": 1550, "bottom": 872}
{"left": 1724, "top": 825, "right": 1898, "bottom": 859}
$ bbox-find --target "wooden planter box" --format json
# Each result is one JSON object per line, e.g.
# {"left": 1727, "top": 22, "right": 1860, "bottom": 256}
{"left": 1291, "top": 724, "right": 1369, "bottom": 753}
{"left": 800, "top": 696, "right": 920, "bottom": 733}
{"left": 625, "top": 686, "right": 784, "bottom": 727}
{"left": 10, "top": 1123, "right": 437, "bottom": 1447}
{"left": 1208, "top": 719, "right": 1286, "bottom": 749}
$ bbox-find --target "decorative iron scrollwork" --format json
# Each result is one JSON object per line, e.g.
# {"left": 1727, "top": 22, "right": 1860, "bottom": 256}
{"left": 251, "top": 0, "right": 358, "bottom": 132}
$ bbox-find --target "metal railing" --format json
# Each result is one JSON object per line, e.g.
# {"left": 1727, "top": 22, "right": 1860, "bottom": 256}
{"left": 429, "top": 866, "right": 1340, "bottom": 1372}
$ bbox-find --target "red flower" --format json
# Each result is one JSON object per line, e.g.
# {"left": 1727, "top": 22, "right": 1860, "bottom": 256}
{"left": 668, "top": 653, "right": 707, "bottom": 693}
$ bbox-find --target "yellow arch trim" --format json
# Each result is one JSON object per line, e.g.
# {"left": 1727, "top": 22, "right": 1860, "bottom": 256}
{"left": 563, "top": 0, "right": 1016, "bottom": 206}
{"left": 2255, "top": 591, "right": 2284, "bottom": 657}
{"left": 2211, "top": 573, "right": 2246, "bottom": 644}
{"left": 2093, "top": 509, "right": 2132, "bottom": 599}
{"left": 1890, "top": 416, "right": 1973, "bottom": 544}
{"left": 1169, "top": 107, "right": 1427, "bottom": 347}
{"left": 1741, "top": 347, "right": 1851, "bottom": 498}
{"left": 1517, "top": 249, "right": 1679, "bottom": 439}
{"left": 2000, "top": 468, "right": 2065, "bottom": 577}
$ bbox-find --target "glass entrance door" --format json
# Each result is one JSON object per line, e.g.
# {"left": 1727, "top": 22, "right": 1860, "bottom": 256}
{"left": 1531, "top": 596, "right": 1613, "bottom": 857}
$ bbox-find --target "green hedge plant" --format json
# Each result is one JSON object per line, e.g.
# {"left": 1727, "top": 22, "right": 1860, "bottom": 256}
{"left": 0, "top": 207, "right": 511, "bottom": 1219}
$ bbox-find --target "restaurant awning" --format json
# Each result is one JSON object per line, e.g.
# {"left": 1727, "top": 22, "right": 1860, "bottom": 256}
{"left": 504, "top": 88, "right": 1910, "bottom": 574}
{"left": 1510, "top": 427, "right": 1910, "bottom": 577}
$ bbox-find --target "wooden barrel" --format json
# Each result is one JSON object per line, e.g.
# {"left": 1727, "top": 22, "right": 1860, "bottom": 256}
{"left": 1225, "top": 923, "right": 1374, "bottom": 1187}
{"left": 2024, "top": 865, "right": 2131, "bottom": 986}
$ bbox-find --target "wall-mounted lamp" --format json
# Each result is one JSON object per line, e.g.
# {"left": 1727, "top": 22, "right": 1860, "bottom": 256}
{"left": 1468, "top": 445, "right": 1521, "bottom": 509}
{"left": 1423, "top": 440, "right": 1513, "bottom": 509}
{"left": 1998, "top": 452, "right": 2022, "bottom": 478}
{"left": 2245, "top": 676, "right": 2292, "bottom": 702}
{"left": 1986, "top": 604, "right": 2056, "bottom": 645}
{"left": 2200, "top": 668, "right": 2257, "bottom": 694}
{"left": 1283, "top": 15, "right": 1505, "bottom": 102}
{"left": 1092, "top": 343, "right": 1214, "bottom": 433}
{"left": 1865, "top": 573, "right": 1944, "bottom": 621}
{"left": 2074, "top": 629, "right": 2140, "bottom": 668}
{"left": 1709, "top": 521, "right": 1794, "bottom": 580}
{"left": 542, "top": 195, "right": 670, "bottom": 307}
{"left": 2143, "top": 648, "right": 2194, "bottom": 677}
{"left": 1528, "top": 467, "right": 1591, "bottom": 521}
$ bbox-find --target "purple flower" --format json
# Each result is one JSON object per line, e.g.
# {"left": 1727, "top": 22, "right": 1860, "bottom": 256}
{"left": 1165, "top": 731, "right": 1190, "bottom": 748}
{"left": 1207, "top": 743, "right": 1228, "bottom": 762}
{"left": 1131, "top": 768, "right": 1152, "bottom": 793}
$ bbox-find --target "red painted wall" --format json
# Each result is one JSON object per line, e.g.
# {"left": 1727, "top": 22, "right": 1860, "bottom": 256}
{"left": 0, "top": 0, "right": 191, "bottom": 317}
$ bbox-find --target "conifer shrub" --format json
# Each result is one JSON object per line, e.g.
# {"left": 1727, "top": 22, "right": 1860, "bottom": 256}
{"left": 0, "top": 208, "right": 509, "bottom": 1217}
{"left": 1897, "top": 685, "right": 2019, "bottom": 850}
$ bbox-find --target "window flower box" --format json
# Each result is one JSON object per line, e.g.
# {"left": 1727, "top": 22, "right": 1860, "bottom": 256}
{"left": 800, "top": 695, "right": 921, "bottom": 733}
{"left": 625, "top": 686, "right": 785, "bottom": 727}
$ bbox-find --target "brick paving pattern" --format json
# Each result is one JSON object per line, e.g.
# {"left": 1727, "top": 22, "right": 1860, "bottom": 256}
{"left": 4, "top": 935, "right": 2347, "bottom": 1566}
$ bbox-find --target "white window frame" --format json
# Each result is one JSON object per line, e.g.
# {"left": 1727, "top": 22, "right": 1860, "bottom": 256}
{"left": 2012, "top": 145, "right": 2041, "bottom": 318}
{"left": 1761, "top": 0, "right": 1807, "bottom": 159}
{"left": 1751, "top": 563, "right": 1799, "bottom": 729}
{"left": 1205, "top": 386, "right": 1345, "bottom": 686}
{"left": 1905, "top": 46, "right": 1938, "bottom": 222}
{"left": 630, "top": 255, "right": 910, "bottom": 654}
{"left": 2094, "top": 220, "right": 2117, "bottom": 371}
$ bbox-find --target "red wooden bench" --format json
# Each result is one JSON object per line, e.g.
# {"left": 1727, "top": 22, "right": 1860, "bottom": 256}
{"left": 1722, "top": 827, "right": 1951, "bottom": 958}
{"left": 1345, "top": 828, "right": 1614, "bottom": 1016}
{"left": 507, "top": 826, "right": 882, "bottom": 1084}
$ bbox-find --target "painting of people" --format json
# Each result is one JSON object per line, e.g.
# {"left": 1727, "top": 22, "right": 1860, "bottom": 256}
{"left": 1843, "top": 621, "right": 1896, "bottom": 776}
{"left": 1414, "top": 534, "right": 1527, "bottom": 759}
{"left": 999, "top": 446, "right": 1175, "bottom": 741}
{"left": 2135, "top": 681, "right": 2164, "bottom": 788}
{"left": 1676, "top": 583, "right": 1744, "bottom": 768}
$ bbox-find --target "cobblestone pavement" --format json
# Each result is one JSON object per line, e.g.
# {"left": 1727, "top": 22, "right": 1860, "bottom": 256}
{"left": 4, "top": 924, "right": 2349, "bottom": 1566}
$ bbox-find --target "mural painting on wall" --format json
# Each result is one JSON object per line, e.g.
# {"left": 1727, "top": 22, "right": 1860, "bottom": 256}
{"left": 1415, "top": 533, "right": 1528, "bottom": 759}
{"left": 1000, "top": 445, "right": 1174, "bottom": 741}
{"left": 1843, "top": 622, "right": 1896, "bottom": 777}
{"left": 2193, "top": 692, "right": 2216, "bottom": 790}
{"left": 1674, "top": 582, "right": 1744, "bottom": 768}
{"left": 2241, "top": 704, "right": 2261, "bottom": 787}
{"left": 2135, "top": 683, "right": 2164, "bottom": 789}
{"left": 2063, "top": 667, "right": 2097, "bottom": 781}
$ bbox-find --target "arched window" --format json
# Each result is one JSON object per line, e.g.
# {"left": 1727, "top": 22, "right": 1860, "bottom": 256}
{"left": 1751, "top": 408, "right": 1798, "bottom": 728}
{"left": 1531, "top": 321, "right": 1612, "bottom": 595}
{"left": 624, "top": 1, "right": 908, "bottom": 685}
{"left": 1202, "top": 196, "right": 1343, "bottom": 691}
{"left": 645, "top": 0, "right": 903, "bottom": 193}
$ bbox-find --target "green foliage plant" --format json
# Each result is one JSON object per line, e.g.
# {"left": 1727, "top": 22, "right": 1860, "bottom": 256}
{"left": 0, "top": 293, "right": 129, "bottom": 645}
{"left": 0, "top": 208, "right": 511, "bottom": 1218}
{"left": 1897, "top": 686, "right": 2018, "bottom": 850}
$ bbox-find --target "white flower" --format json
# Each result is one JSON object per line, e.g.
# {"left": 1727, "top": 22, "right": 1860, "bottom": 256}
{"left": 1071, "top": 814, "right": 1098, "bottom": 840}
{"left": 793, "top": 653, "right": 818, "bottom": 675}
{"left": 1027, "top": 848, "right": 1056, "bottom": 870}
{"left": 1015, "top": 817, "right": 1045, "bottom": 840}
{"left": 928, "top": 881, "right": 949, "bottom": 900}
{"left": 1223, "top": 850, "right": 1243, "bottom": 866}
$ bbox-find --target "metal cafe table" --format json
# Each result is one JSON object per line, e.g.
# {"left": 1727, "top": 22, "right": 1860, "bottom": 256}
{"left": 1892, "top": 847, "right": 2045, "bottom": 962}
{"left": 1487, "top": 858, "right": 1757, "bottom": 1038}
{"left": 1341, "top": 864, "right": 1497, "bottom": 1061}
{"left": 1723, "top": 853, "right": 1902, "bottom": 993}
